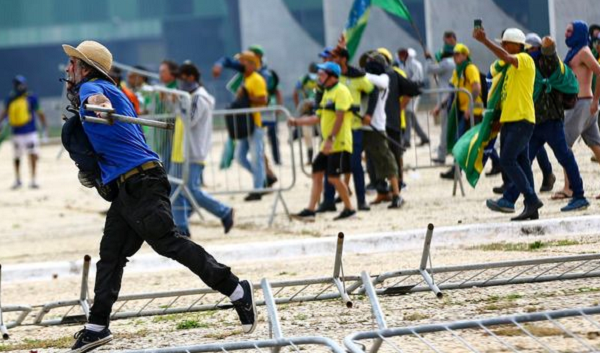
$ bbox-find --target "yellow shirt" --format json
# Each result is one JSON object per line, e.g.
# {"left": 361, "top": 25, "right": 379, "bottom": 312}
{"left": 450, "top": 63, "right": 484, "bottom": 116}
{"left": 317, "top": 83, "right": 354, "bottom": 153}
{"left": 340, "top": 73, "right": 374, "bottom": 129}
{"left": 243, "top": 72, "right": 267, "bottom": 127}
{"left": 499, "top": 53, "right": 535, "bottom": 124}
{"left": 393, "top": 67, "right": 408, "bottom": 129}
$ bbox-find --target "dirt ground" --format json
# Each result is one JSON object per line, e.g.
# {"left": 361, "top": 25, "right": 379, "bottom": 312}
{"left": 2, "top": 114, "right": 600, "bottom": 352}
{"left": 1, "top": 114, "right": 600, "bottom": 265}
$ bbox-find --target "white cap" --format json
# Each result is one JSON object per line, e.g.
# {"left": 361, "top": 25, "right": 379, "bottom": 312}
{"left": 407, "top": 48, "right": 417, "bottom": 58}
{"left": 495, "top": 28, "right": 530, "bottom": 47}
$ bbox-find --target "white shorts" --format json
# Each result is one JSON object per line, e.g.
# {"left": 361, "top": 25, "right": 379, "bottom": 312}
{"left": 13, "top": 132, "right": 39, "bottom": 159}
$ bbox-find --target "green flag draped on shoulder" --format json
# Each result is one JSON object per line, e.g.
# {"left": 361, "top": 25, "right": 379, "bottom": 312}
{"left": 452, "top": 61, "right": 509, "bottom": 187}
{"left": 344, "top": 0, "right": 412, "bottom": 60}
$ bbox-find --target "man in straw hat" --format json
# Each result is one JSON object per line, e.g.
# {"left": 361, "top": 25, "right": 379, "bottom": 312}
{"left": 62, "top": 40, "right": 257, "bottom": 353}
{"left": 474, "top": 26, "right": 543, "bottom": 221}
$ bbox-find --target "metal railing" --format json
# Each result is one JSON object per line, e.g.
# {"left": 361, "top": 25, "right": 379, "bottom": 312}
{"left": 2, "top": 225, "right": 600, "bottom": 341}
{"left": 117, "top": 279, "right": 346, "bottom": 353}
{"left": 204, "top": 105, "right": 298, "bottom": 226}
{"left": 344, "top": 306, "right": 600, "bottom": 352}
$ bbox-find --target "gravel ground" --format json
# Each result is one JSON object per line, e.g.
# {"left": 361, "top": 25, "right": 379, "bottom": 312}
{"left": 2, "top": 235, "right": 600, "bottom": 352}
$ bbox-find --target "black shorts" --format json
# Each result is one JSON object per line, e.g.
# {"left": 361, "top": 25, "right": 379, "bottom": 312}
{"left": 312, "top": 152, "right": 351, "bottom": 176}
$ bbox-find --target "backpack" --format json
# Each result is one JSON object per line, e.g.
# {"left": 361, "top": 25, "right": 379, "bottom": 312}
{"left": 225, "top": 89, "right": 255, "bottom": 140}
{"left": 61, "top": 112, "right": 117, "bottom": 202}
{"left": 8, "top": 95, "right": 32, "bottom": 127}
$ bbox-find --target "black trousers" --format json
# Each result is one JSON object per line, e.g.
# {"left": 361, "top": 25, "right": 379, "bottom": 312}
{"left": 88, "top": 167, "right": 239, "bottom": 326}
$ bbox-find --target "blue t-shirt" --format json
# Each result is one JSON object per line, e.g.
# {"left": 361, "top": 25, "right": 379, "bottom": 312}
{"left": 5, "top": 94, "right": 38, "bottom": 135}
{"left": 78, "top": 79, "right": 160, "bottom": 184}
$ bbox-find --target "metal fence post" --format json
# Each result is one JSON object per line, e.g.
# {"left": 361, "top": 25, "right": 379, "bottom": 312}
{"left": 419, "top": 224, "right": 443, "bottom": 299}
{"left": 79, "top": 255, "right": 91, "bottom": 319}
{"left": 0, "top": 264, "right": 8, "bottom": 340}
{"left": 332, "top": 232, "right": 353, "bottom": 308}
{"left": 361, "top": 271, "right": 387, "bottom": 353}
{"left": 261, "top": 278, "right": 283, "bottom": 353}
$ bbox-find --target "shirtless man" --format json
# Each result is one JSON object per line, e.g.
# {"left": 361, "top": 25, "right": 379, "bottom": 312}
{"left": 558, "top": 21, "right": 600, "bottom": 199}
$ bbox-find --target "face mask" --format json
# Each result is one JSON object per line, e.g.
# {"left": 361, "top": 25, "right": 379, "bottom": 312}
{"left": 178, "top": 80, "right": 199, "bottom": 92}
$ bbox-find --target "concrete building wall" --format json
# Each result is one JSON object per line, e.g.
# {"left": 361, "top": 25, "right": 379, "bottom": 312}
{"left": 238, "top": 0, "right": 323, "bottom": 96}
{"left": 551, "top": 0, "right": 600, "bottom": 56}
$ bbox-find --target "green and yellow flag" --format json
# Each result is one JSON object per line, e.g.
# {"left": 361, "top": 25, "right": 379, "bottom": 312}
{"left": 452, "top": 61, "right": 508, "bottom": 187}
{"left": 345, "top": 0, "right": 412, "bottom": 59}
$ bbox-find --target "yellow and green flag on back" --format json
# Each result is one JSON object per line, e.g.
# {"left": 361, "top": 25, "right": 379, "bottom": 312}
{"left": 345, "top": 0, "right": 412, "bottom": 59}
{"left": 452, "top": 61, "right": 509, "bottom": 187}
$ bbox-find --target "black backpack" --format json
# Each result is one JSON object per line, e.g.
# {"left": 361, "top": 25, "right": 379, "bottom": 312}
{"left": 61, "top": 111, "right": 117, "bottom": 201}
{"left": 225, "top": 89, "right": 255, "bottom": 140}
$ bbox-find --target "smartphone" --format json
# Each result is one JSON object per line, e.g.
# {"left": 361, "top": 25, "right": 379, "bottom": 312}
{"left": 474, "top": 19, "right": 482, "bottom": 29}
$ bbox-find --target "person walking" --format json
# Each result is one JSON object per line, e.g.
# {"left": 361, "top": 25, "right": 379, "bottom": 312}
{"left": 171, "top": 62, "right": 235, "bottom": 236}
{"left": 474, "top": 27, "right": 543, "bottom": 221}
{"left": 398, "top": 48, "right": 429, "bottom": 147}
{"left": 288, "top": 62, "right": 356, "bottom": 221}
{"left": 0, "top": 75, "right": 48, "bottom": 189}
{"left": 487, "top": 36, "right": 589, "bottom": 214}
{"left": 61, "top": 41, "right": 256, "bottom": 353}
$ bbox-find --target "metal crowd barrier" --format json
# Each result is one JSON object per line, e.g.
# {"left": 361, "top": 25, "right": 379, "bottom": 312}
{"left": 117, "top": 279, "right": 346, "bottom": 353}
{"left": 344, "top": 306, "right": 600, "bottom": 352}
{"left": 293, "top": 87, "right": 475, "bottom": 197}
{"left": 204, "top": 105, "right": 297, "bottom": 226}
{"left": 2, "top": 225, "right": 600, "bottom": 340}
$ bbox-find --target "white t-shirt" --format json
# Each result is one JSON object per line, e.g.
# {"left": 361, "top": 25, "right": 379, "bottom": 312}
{"left": 364, "top": 73, "right": 390, "bottom": 131}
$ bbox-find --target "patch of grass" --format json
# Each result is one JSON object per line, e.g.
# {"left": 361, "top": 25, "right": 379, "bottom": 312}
{"left": 404, "top": 312, "right": 429, "bottom": 321}
{"left": 493, "top": 324, "right": 565, "bottom": 337}
{"left": 295, "top": 313, "right": 309, "bottom": 321}
{"left": 278, "top": 271, "right": 298, "bottom": 277}
{"left": 577, "top": 287, "right": 600, "bottom": 293}
{"left": 0, "top": 336, "right": 72, "bottom": 351}
{"left": 505, "top": 293, "right": 523, "bottom": 301}
{"left": 176, "top": 319, "right": 209, "bottom": 330}
{"left": 204, "top": 329, "right": 242, "bottom": 339}
{"left": 481, "top": 302, "right": 518, "bottom": 312}
{"left": 469, "top": 239, "right": 581, "bottom": 252}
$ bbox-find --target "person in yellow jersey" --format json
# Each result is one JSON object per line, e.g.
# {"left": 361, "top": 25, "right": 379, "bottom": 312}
{"left": 436, "top": 43, "right": 484, "bottom": 179}
{"left": 234, "top": 51, "right": 269, "bottom": 201}
{"left": 288, "top": 62, "right": 356, "bottom": 222}
{"left": 474, "top": 26, "right": 542, "bottom": 221}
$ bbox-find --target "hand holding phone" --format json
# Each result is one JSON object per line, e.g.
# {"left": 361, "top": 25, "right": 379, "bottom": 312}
{"left": 474, "top": 19, "right": 482, "bottom": 29}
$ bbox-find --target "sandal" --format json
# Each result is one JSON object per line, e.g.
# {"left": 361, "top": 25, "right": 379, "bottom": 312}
{"left": 551, "top": 191, "right": 573, "bottom": 200}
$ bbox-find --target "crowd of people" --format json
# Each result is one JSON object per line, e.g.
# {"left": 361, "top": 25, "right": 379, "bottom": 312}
{"left": 4, "top": 20, "right": 600, "bottom": 228}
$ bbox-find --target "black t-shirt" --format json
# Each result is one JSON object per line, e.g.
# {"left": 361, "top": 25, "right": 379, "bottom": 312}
{"left": 384, "top": 67, "right": 421, "bottom": 131}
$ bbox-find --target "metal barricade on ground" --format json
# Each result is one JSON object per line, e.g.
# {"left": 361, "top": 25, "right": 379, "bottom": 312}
{"left": 203, "top": 106, "right": 297, "bottom": 226}
{"left": 344, "top": 306, "right": 600, "bottom": 352}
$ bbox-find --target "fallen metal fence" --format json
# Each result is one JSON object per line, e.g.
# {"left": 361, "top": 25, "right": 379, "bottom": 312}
{"left": 344, "top": 305, "right": 600, "bottom": 352}
{"left": 117, "top": 279, "right": 346, "bottom": 353}
{"left": 2, "top": 225, "right": 600, "bottom": 341}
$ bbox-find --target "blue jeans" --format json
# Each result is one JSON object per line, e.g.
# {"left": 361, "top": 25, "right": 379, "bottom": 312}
{"left": 172, "top": 164, "right": 231, "bottom": 233}
{"left": 263, "top": 121, "right": 281, "bottom": 165}
{"left": 236, "top": 127, "right": 266, "bottom": 189}
{"left": 504, "top": 119, "right": 584, "bottom": 202}
{"left": 500, "top": 121, "right": 538, "bottom": 205}
{"left": 323, "top": 129, "right": 366, "bottom": 205}
{"left": 536, "top": 147, "right": 552, "bottom": 177}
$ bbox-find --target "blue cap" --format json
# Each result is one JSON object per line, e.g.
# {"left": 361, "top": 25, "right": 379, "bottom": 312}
{"left": 13, "top": 75, "right": 26, "bottom": 84}
{"left": 318, "top": 46, "right": 334, "bottom": 58}
{"left": 316, "top": 62, "right": 341, "bottom": 77}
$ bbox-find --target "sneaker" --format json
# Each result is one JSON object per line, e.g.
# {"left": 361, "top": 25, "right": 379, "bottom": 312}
{"left": 222, "top": 209, "right": 234, "bottom": 234}
{"left": 266, "top": 175, "right": 278, "bottom": 188}
{"left": 485, "top": 165, "right": 502, "bottom": 176}
{"left": 492, "top": 184, "right": 506, "bottom": 195}
{"left": 358, "top": 203, "right": 371, "bottom": 211}
{"left": 232, "top": 280, "right": 257, "bottom": 334}
{"left": 29, "top": 181, "right": 40, "bottom": 189}
{"left": 10, "top": 180, "right": 21, "bottom": 190}
{"left": 334, "top": 208, "right": 356, "bottom": 221}
{"left": 244, "top": 193, "right": 262, "bottom": 202}
{"left": 486, "top": 198, "right": 516, "bottom": 213}
{"left": 316, "top": 202, "right": 336, "bottom": 213}
{"left": 291, "top": 209, "right": 316, "bottom": 222}
{"left": 418, "top": 139, "right": 430, "bottom": 146}
{"left": 388, "top": 195, "right": 404, "bottom": 209}
{"left": 561, "top": 197, "right": 590, "bottom": 212}
{"left": 539, "top": 173, "right": 556, "bottom": 193}
{"left": 440, "top": 167, "right": 455, "bottom": 180}
{"left": 69, "top": 328, "right": 113, "bottom": 353}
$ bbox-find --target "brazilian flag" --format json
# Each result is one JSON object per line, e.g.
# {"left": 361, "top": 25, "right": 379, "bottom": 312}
{"left": 345, "top": 0, "right": 412, "bottom": 60}
{"left": 452, "top": 61, "right": 509, "bottom": 187}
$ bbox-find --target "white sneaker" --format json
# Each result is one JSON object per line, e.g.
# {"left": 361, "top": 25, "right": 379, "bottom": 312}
{"left": 10, "top": 181, "right": 22, "bottom": 190}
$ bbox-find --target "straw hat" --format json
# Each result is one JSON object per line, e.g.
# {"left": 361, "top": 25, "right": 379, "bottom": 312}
{"left": 238, "top": 50, "right": 261, "bottom": 69}
{"left": 62, "top": 41, "right": 116, "bottom": 84}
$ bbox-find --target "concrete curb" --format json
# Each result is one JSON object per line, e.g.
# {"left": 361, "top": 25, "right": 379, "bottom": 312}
{"left": 4, "top": 215, "right": 600, "bottom": 283}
